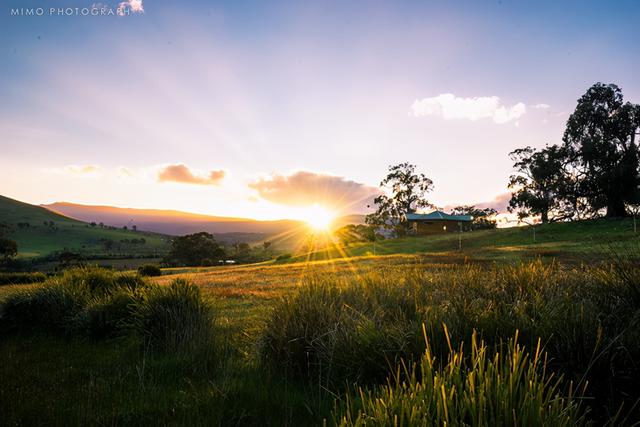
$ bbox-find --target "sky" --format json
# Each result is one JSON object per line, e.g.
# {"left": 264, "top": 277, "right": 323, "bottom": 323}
{"left": 1, "top": 0, "right": 639, "bottom": 220}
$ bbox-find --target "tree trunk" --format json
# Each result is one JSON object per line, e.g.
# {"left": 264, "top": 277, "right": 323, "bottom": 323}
{"left": 606, "top": 197, "right": 628, "bottom": 218}
{"left": 541, "top": 209, "right": 549, "bottom": 223}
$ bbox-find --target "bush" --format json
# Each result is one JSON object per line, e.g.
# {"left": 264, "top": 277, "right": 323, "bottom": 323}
{"left": 0, "top": 267, "right": 148, "bottom": 335}
{"left": 133, "top": 279, "right": 216, "bottom": 355}
{"left": 1, "top": 282, "right": 87, "bottom": 333}
{"left": 275, "top": 253, "right": 292, "bottom": 262}
{"left": 137, "top": 264, "right": 162, "bottom": 277}
{"left": 336, "top": 328, "right": 588, "bottom": 426}
{"left": 0, "top": 272, "right": 47, "bottom": 286}
{"left": 74, "top": 288, "right": 145, "bottom": 338}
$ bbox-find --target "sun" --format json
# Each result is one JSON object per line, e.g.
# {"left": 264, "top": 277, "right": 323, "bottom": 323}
{"left": 301, "top": 204, "right": 335, "bottom": 231}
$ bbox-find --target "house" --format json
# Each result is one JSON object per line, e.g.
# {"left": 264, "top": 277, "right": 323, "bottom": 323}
{"left": 405, "top": 211, "right": 473, "bottom": 235}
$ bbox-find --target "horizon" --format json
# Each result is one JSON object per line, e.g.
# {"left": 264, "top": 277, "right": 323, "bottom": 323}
{"left": 2, "top": 0, "right": 639, "bottom": 221}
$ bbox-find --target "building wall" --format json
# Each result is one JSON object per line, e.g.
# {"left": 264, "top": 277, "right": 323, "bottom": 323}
{"left": 410, "top": 220, "right": 466, "bottom": 235}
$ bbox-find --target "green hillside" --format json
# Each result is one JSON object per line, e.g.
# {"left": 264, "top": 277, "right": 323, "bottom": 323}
{"left": 294, "top": 217, "right": 640, "bottom": 264}
{"left": 0, "top": 195, "right": 171, "bottom": 259}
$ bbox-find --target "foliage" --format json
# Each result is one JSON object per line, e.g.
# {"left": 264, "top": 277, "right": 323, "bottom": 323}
{"left": 508, "top": 144, "right": 574, "bottom": 223}
{"left": 132, "top": 279, "right": 216, "bottom": 355}
{"left": 137, "top": 264, "right": 162, "bottom": 276}
{"left": 508, "top": 83, "right": 640, "bottom": 222}
{"left": 449, "top": 205, "right": 497, "bottom": 230}
{"left": 259, "top": 261, "right": 640, "bottom": 421}
{"left": 335, "top": 224, "right": 380, "bottom": 245}
{"left": 0, "top": 237, "right": 18, "bottom": 263}
{"left": 336, "top": 329, "right": 587, "bottom": 427}
{"left": 0, "top": 272, "right": 47, "bottom": 286}
{"left": 563, "top": 83, "right": 640, "bottom": 218}
{"left": 275, "top": 252, "right": 292, "bottom": 261}
{"left": 166, "top": 232, "right": 226, "bottom": 266}
{"left": 366, "top": 163, "right": 434, "bottom": 236}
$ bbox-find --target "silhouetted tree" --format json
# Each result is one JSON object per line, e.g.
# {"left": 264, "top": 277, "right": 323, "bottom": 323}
{"left": 0, "top": 237, "right": 18, "bottom": 263}
{"left": 167, "top": 232, "right": 226, "bottom": 266}
{"left": 508, "top": 145, "right": 571, "bottom": 223}
{"left": 366, "top": 162, "right": 434, "bottom": 236}
{"left": 563, "top": 83, "right": 640, "bottom": 217}
{"left": 450, "top": 205, "right": 498, "bottom": 230}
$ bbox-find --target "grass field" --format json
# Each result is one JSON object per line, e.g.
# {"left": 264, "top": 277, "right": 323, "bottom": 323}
{"left": 0, "top": 195, "right": 171, "bottom": 260}
{"left": 1, "top": 218, "right": 640, "bottom": 425}
{"left": 292, "top": 217, "right": 640, "bottom": 264}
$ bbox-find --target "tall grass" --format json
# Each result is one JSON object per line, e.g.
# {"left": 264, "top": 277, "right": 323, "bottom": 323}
{"left": 336, "top": 326, "right": 587, "bottom": 426}
{"left": 259, "top": 261, "right": 640, "bottom": 422}
{"left": 1, "top": 268, "right": 219, "bottom": 362}
{"left": 133, "top": 279, "right": 216, "bottom": 355}
{"left": 0, "top": 272, "right": 47, "bottom": 286}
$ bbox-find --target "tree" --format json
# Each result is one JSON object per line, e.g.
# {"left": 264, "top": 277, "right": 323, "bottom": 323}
{"left": 263, "top": 241, "right": 272, "bottom": 253}
{"left": 366, "top": 162, "right": 434, "bottom": 236}
{"left": 335, "top": 224, "right": 379, "bottom": 245}
{"left": 166, "top": 232, "right": 226, "bottom": 266}
{"left": 507, "top": 145, "right": 571, "bottom": 223}
{"left": 450, "top": 205, "right": 498, "bottom": 230}
{"left": 563, "top": 83, "right": 640, "bottom": 218}
{"left": 0, "top": 237, "right": 18, "bottom": 263}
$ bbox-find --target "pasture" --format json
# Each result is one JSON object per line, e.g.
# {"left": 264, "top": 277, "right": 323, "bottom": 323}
{"left": 1, "top": 237, "right": 640, "bottom": 425}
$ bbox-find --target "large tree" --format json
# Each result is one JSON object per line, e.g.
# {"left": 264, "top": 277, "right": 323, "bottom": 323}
{"left": 563, "top": 83, "right": 640, "bottom": 217}
{"left": 166, "top": 232, "right": 226, "bottom": 266}
{"left": 507, "top": 144, "right": 572, "bottom": 223}
{"left": 366, "top": 162, "right": 434, "bottom": 235}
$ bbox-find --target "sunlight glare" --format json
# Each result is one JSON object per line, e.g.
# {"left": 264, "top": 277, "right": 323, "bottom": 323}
{"left": 301, "top": 205, "right": 335, "bottom": 231}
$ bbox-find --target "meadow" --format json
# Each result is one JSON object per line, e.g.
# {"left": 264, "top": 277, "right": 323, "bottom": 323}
{"left": 0, "top": 195, "right": 170, "bottom": 262}
{"left": 1, "top": 228, "right": 640, "bottom": 425}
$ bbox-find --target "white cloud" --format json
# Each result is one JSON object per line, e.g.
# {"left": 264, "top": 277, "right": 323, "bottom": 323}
{"left": 249, "top": 171, "right": 379, "bottom": 213}
{"left": 117, "top": 0, "right": 144, "bottom": 16}
{"left": 411, "top": 93, "right": 526, "bottom": 124}
{"left": 63, "top": 164, "right": 102, "bottom": 174}
{"left": 531, "top": 103, "right": 550, "bottom": 109}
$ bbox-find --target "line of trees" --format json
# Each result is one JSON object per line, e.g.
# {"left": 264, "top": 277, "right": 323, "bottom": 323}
{"left": 508, "top": 83, "right": 640, "bottom": 222}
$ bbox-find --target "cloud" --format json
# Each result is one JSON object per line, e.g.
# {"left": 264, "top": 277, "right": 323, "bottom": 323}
{"left": 63, "top": 164, "right": 101, "bottom": 174}
{"left": 411, "top": 93, "right": 526, "bottom": 124}
{"left": 117, "top": 0, "right": 144, "bottom": 16}
{"left": 249, "top": 171, "right": 379, "bottom": 212}
{"left": 474, "top": 192, "right": 512, "bottom": 213}
{"left": 157, "top": 164, "right": 225, "bottom": 186}
{"left": 443, "top": 192, "right": 512, "bottom": 214}
{"left": 531, "top": 103, "right": 550, "bottom": 109}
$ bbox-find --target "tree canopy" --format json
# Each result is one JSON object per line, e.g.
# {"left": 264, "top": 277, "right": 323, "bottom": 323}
{"left": 166, "top": 232, "right": 226, "bottom": 266}
{"left": 366, "top": 162, "right": 434, "bottom": 236}
{"left": 508, "top": 83, "right": 640, "bottom": 221}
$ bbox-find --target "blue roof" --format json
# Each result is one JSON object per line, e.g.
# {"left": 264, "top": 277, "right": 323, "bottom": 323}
{"left": 406, "top": 211, "right": 473, "bottom": 222}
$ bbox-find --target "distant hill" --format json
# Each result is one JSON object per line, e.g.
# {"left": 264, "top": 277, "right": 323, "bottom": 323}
{"left": 0, "top": 195, "right": 170, "bottom": 259}
{"left": 43, "top": 202, "right": 366, "bottom": 244}
{"left": 44, "top": 202, "right": 304, "bottom": 236}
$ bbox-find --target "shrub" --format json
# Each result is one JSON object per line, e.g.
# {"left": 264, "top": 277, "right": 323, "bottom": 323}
{"left": 275, "top": 253, "right": 292, "bottom": 262}
{"left": 133, "top": 279, "right": 216, "bottom": 355}
{"left": 74, "top": 288, "right": 144, "bottom": 338}
{"left": 137, "top": 264, "right": 162, "bottom": 277}
{"left": 336, "top": 327, "right": 588, "bottom": 427}
{"left": 1, "top": 282, "right": 87, "bottom": 333}
{"left": 0, "top": 267, "right": 148, "bottom": 335}
{"left": 0, "top": 272, "right": 47, "bottom": 286}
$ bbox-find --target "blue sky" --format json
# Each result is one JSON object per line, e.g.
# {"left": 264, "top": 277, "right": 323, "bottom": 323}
{"left": 1, "top": 0, "right": 639, "bottom": 220}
